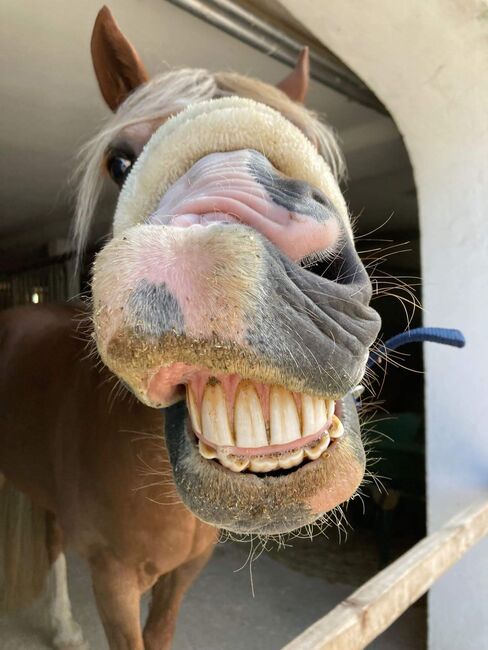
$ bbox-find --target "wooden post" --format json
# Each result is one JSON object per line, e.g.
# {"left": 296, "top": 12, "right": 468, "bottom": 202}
{"left": 281, "top": 498, "right": 488, "bottom": 650}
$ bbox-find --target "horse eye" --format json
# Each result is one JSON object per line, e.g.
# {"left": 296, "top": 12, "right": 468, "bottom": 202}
{"left": 107, "top": 155, "right": 133, "bottom": 185}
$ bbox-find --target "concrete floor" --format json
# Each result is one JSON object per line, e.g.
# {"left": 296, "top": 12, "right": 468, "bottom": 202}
{"left": 0, "top": 537, "right": 425, "bottom": 650}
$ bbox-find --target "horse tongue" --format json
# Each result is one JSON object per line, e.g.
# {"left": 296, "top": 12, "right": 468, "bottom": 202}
{"left": 146, "top": 149, "right": 339, "bottom": 261}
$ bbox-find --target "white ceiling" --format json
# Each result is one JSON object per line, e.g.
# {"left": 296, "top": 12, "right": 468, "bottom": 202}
{"left": 0, "top": 0, "right": 418, "bottom": 269}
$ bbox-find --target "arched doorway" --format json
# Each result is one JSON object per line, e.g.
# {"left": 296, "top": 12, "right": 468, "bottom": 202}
{"left": 274, "top": 2, "right": 488, "bottom": 648}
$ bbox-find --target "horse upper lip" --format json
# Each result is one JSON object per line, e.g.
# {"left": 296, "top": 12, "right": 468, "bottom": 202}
{"left": 146, "top": 149, "right": 340, "bottom": 262}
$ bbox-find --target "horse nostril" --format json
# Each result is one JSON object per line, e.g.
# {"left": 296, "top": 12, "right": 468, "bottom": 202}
{"left": 310, "top": 189, "right": 329, "bottom": 207}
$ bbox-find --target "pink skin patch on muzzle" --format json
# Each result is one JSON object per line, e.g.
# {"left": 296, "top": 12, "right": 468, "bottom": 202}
{"left": 146, "top": 149, "right": 341, "bottom": 261}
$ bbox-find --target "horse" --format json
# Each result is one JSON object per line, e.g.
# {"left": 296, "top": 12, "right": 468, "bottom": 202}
{"left": 0, "top": 6, "right": 381, "bottom": 650}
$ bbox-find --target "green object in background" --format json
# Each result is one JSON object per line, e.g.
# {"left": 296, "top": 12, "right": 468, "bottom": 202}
{"left": 365, "top": 412, "right": 424, "bottom": 496}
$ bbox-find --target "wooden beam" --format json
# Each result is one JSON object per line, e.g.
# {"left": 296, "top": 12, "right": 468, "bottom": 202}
{"left": 282, "top": 498, "right": 488, "bottom": 650}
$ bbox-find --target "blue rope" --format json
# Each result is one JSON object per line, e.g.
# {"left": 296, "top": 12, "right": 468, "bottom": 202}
{"left": 367, "top": 327, "right": 466, "bottom": 369}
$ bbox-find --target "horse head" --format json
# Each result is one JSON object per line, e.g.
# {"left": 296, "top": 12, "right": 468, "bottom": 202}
{"left": 80, "top": 7, "right": 381, "bottom": 535}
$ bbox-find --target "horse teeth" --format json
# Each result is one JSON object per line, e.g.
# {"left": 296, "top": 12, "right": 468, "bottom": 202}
{"left": 326, "top": 399, "right": 335, "bottom": 422}
{"left": 313, "top": 397, "right": 327, "bottom": 430}
{"left": 278, "top": 448, "right": 304, "bottom": 469}
{"left": 234, "top": 381, "right": 268, "bottom": 448}
{"left": 301, "top": 395, "right": 328, "bottom": 436}
{"left": 193, "top": 377, "right": 344, "bottom": 472}
{"left": 270, "top": 386, "right": 300, "bottom": 444}
{"left": 198, "top": 439, "right": 218, "bottom": 459}
{"left": 201, "top": 381, "right": 234, "bottom": 446}
{"left": 217, "top": 453, "right": 249, "bottom": 473}
{"left": 301, "top": 394, "right": 316, "bottom": 436}
{"left": 186, "top": 385, "right": 201, "bottom": 434}
{"left": 329, "top": 415, "right": 344, "bottom": 439}
{"left": 249, "top": 456, "right": 279, "bottom": 473}
{"left": 305, "top": 434, "right": 330, "bottom": 460}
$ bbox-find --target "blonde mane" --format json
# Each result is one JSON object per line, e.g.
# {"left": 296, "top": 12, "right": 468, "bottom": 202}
{"left": 74, "top": 68, "right": 345, "bottom": 254}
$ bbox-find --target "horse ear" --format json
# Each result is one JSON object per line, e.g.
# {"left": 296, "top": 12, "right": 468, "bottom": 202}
{"left": 277, "top": 47, "right": 310, "bottom": 103}
{"left": 91, "top": 6, "right": 149, "bottom": 111}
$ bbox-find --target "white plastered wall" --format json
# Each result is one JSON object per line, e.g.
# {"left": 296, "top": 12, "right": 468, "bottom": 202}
{"left": 277, "top": 1, "right": 488, "bottom": 648}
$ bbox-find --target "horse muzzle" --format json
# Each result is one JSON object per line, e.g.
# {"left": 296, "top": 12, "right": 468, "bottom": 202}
{"left": 91, "top": 97, "right": 381, "bottom": 534}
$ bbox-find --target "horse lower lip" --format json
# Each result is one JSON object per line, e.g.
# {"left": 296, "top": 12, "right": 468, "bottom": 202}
{"left": 163, "top": 393, "right": 364, "bottom": 534}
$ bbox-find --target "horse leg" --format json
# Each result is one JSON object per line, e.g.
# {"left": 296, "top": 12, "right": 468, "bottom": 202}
{"left": 90, "top": 553, "right": 144, "bottom": 650}
{"left": 46, "top": 514, "right": 88, "bottom": 650}
{"left": 143, "top": 547, "right": 214, "bottom": 650}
